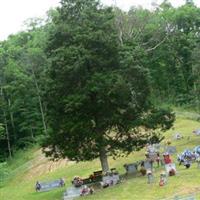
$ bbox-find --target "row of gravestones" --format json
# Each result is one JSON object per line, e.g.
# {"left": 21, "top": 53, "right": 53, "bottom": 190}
{"left": 34, "top": 145, "right": 177, "bottom": 198}
{"left": 34, "top": 145, "right": 177, "bottom": 193}
{"left": 147, "top": 144, "right": 177, "bottom": 155}
{"left": 63, "top": 174, "right": 120, "bottom": 200}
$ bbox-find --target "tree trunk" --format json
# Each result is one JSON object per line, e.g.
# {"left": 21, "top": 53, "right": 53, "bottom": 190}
{"left": 4, "top": 112, "right": 12, "bottom": 159}
{"left": 1, "top": 87, "right": 12, "bottom": 159}
{"left": 30, "top": 126, "right": 34, "bottom": 139}
{"left": 99, "top": 148, "right": 109, "bottom": 173}
{"left": 31, "top": 68, "right": 47, "bottom": 135}
{"left": 8, "top": 98, "right": 16, "bottom": 141}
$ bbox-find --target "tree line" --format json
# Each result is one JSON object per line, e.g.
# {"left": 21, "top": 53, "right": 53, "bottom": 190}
{"left": 0, "top": 0, "right": 199, "bottom": 170}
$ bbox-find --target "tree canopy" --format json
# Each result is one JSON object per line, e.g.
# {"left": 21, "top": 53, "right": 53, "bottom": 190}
{"left": 1, "top": 0, "right": 200, "bottom": 169}
{"left": 42, "top": 0, "right": 174, "bottom": 171}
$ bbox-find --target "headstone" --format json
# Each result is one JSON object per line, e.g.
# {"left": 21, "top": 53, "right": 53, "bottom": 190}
{"left": 193, "top": 129, "right": 200, "bottom": 136}
{"left": 165, "top": 146, "right": 177, "bottom": 155}
{"left": 153, "top": 143, "right": 161, "bottom": 151}
{"left": 124, "top": 163, "right": 137, "bottom": 174}
{"left": 194, "top": 146, "right": 200, "bottom": 155}
{"left": 146, "top": 169, "right": 154, "bottom": 184}
{"left": 173, "top": 194, "right": 196, "bottom": 200}
{"left": 165, "top": 163, "right": 176, "bottom": 175}
{"left": 149, "top": 152, "right": 157, "bottom": 160}
{"left": 144, "top": 161, "right": 152, "bottom": 170}
{"left": 39, "top": 180, "right": 62, "bottom": 192}
{"left": 102, "top": 174, "right": 120, "bottom": 186}
{"left": 174, "top": 133, "right": 182, "bottom": 140}
{"left": 63, "top": 186, "right": 83, "bottom": 200}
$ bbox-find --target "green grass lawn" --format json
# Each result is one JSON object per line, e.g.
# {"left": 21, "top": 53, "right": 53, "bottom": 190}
{"left": 1, "top": 117, "right": 200, "bottom": 200}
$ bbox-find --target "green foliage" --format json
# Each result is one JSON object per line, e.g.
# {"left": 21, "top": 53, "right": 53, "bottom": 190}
{"left": 0, "top": 0, "right": 200, "bottom": 164}
{"left": 43, "top": 0, "right": 174, "bottom": 170}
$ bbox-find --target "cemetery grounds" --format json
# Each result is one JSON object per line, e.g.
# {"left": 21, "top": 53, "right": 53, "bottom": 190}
{"left": 1, "top": 117, "right": 200, "bottom": 200}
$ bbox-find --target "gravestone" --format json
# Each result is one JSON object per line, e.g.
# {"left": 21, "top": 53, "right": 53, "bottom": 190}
{"left": 149, "top": 152, "right": 157, "bottom": 160}
{"left": 144, "top": 161, "right": 152, "bottom": 170}
{"left": 194, "top": 146, "right": 200, "bottom": 153}
{"left": 193, "top": 129, "right": 200, "bottom": 136}
{"left": 124, "top": 163, "right": 138, "bottom": 174}
{"left": 165, "top": 146, "right": 177, "bottom": 155}
{"left": 165, "top": 163, "right": 176, "bottom": 175}
{"left": 102, "top": 174, "right": 120, "bottom": 186}
{"left": 173, "top": 194, "right": 196, "bottom": 200}
{"left": 174, "top": 133, "right": 182, "bottom": 140}
{"left": 39, "top": 179, "right": 63, "bottom": 192}
{"left": 63, "top": 186, "right": 83, "bottom": 200}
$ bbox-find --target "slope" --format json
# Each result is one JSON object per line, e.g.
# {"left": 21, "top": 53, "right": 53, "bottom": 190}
{"left": 1, "top": 117, "right": 200, "bottom": 200}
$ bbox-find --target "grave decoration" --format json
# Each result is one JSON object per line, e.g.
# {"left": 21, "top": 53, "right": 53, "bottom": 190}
{"left": 163, "top": 152, "right": 172, "bottom": 164}
{"left": 124, "top": 162, "right": 138, "bottom": 174}
{"left": 159, "top": 171, "right": 167, "bottom": 186}
{"left": 101, "top": 172, "right": 120, "bottom": 188}
{"left": 146, "top": 169, "right": 154, "bottom": 184}
{"left": 72, "top": 170, "right": 104, "bottom": 187}
{"left": 194, "top": 146, "right": 200, "bottom": 155}
{"left": 184, "top": 159, "right": 191, "bottom": 169}
{"left": 196, "top": 156, "right": 200, "bottom": 168}
{"left": 35, "top": 178, "right": 65, "bottom": 192}
{"left": 177, "top": 149, "right": 196, "bottom": 167}
{"left": 173, "top": 194, "right": 196, "bottom": 200}
{"left": 193, "top": 129, "right": 200, "bottom": 136}
{"left": 165, "top": 163, "right": 176, "bottom": 176}
{"left": 80, "top": 185, "right": 94, "bottom": 196}
{"left": 174, "top": 133, "right": 183, "bottom": 140}
{"left": 64, "top": 184, "right": 94, "bottom": 199}
{"left": 139, "top": 161, "right": 147, "bottom": 176}
{"left": 72, "top": 176, "right": 84, "bottom": 187}
{"left": 163, "top": 153, "right": 176, "bottom": 176}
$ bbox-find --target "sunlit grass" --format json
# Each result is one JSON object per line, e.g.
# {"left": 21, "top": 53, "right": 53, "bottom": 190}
{"left": 1, "top": 118, "right": 200, "bottom": 200}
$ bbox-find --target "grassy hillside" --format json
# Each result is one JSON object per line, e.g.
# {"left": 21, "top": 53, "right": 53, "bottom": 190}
{"left": 1, "top": 117, "right": 200, "bottom": 200}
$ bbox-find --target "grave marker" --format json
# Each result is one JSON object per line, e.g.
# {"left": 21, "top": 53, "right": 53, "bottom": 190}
{"left": 173, "top": 194, "right": 196, "bottom": 200}
{"left": 124, "top": 163, "right": 138, "bottom": 174}
{"left": 63, "top": 186, "right": 83, "bottom": 200}
{"left": 144, "top": 161, "right": 152, "bottom": 170}
{"left": 165, "top": 163, "right": 176, "bottom": 175}
{"left": 165, "top": 146, "right": 177, "bottom": 155}
{"left": 38, "top": 179, "right": 63, "bottom": 192}
{"left": 102, "top": 174, "right": 120, "bottom": 186}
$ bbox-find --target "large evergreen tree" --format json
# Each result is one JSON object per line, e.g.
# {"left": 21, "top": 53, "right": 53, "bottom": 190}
{"left": 43, "top": 0, "right": 174, "bottom": 172}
